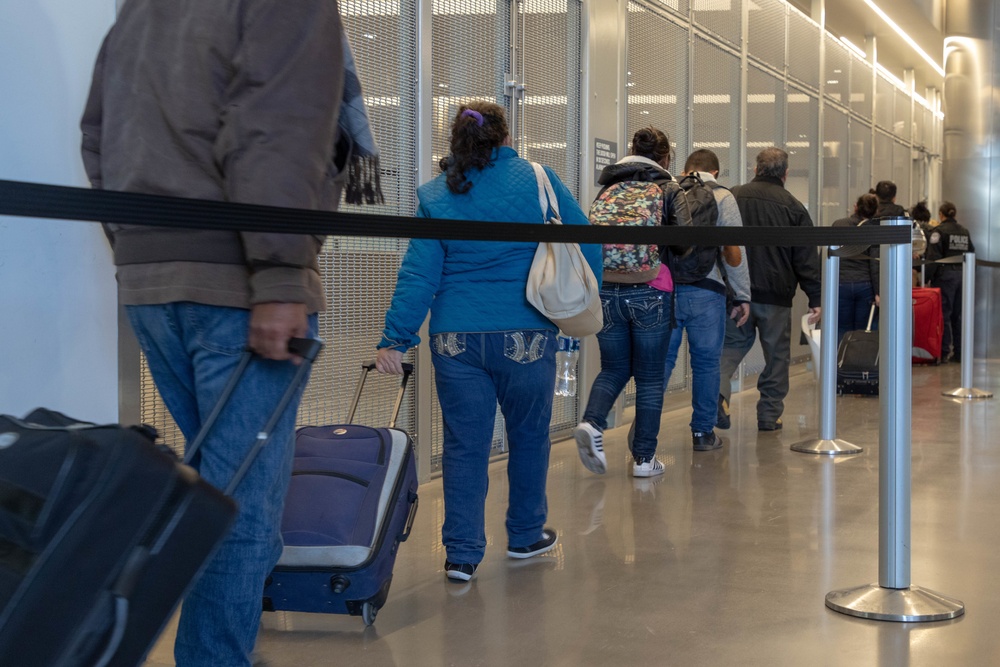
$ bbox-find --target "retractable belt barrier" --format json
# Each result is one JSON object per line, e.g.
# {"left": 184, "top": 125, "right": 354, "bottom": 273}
{"left": 0, "top": 179, "right": 909, "bottom": 247}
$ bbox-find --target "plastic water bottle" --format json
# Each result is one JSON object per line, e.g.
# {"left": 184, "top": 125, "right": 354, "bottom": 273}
{"left": 554, "top": 335, "right": 579, "bottom": 397}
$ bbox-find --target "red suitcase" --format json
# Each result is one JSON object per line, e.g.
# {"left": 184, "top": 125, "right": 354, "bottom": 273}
{"left": 912, "top": 287, "right": 943, "bottom": 363}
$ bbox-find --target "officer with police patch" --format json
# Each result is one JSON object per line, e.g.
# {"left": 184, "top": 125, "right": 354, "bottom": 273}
{"left": 926, "top": 201, "right": 975, "bottom": 362}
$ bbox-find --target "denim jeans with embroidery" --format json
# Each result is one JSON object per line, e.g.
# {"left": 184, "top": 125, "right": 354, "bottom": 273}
{"left": 582, "top": 283, "right": 672, "bottom": 460}
{"left": 126, "top": 303, "right": 317, "bottom": 667}
{"left": 430, "top": 330, "right": 555, "bottom": 565}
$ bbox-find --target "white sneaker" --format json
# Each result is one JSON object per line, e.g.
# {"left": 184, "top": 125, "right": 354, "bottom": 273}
{"left": 573, "top": 422, "right": 607, "bottom": 474}
{"left": 632, "top": 456, "right": 665, "bottom": 478}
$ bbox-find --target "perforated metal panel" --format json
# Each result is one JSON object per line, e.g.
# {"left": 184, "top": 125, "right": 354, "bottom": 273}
{"left": 745, "top": 65, "right": 785, "bottom": 181}
{"left": 824, "top": 35, "right": 851, "bottom": 109}
{"left": 627, "top": 2, "right": 689, "bottom": 165}
{"left": 692, "top": 37, "right": 741, "bottom": 183}
{"left": 849, "top": 118, "right": 872, "bottom": 196}
{"left": 517, "top": 0, "right": 583, "bottom": 430}
{"left": 875, "top": 72, "right": 894, "bottom": 132}
{"left": 692, "top": 0, "right": 742, "bottom": 49}
{"left": 517, "top": 1, "right": 582, "bottom": 202}
{"left": 786, "top": 9, "right": 820, "bottom": 91}
{"left": 893, "top": 87, "right": 911, "bottom": 141}
{"left": 850, "top": 55, "right": 872, "bottom": 118}
{"left": 747, "top": 0, "right": 786, "bottom": 73}
{"left": 303, "top": 1, "right": 420, "bottom": 439}
{"left": 822, "top": 105, "right": 850, "bottom": 225}
{"left": 872, "top": 129, "right": 893, "bottom": 189}
{"left": 785, "top": 87, "right": 818, "bottom": 215}
{"left": 892, "top": 139, "right": 912, "bottom": 207}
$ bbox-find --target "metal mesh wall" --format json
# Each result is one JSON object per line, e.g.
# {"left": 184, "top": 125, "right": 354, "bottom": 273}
{"left": 824, "top": 35, "right": 851, "bottom": 109}
{"left": 692, "top": 37, "right": 742, "bottom": 183}
{"left": 787, "top": 10, "right": 820, "bottom": 91}
{"left": 518, "top": 0, "right": 583, "bottom": 431}
{"left": 893, "top": 87, "right": 911, "bottom": 142}
{"left": 692, "top": 0, "right": 742, "bottom": 49}
{"left": 785, "top": 88, "right": 819, "bottom": 215}
{"left": 747, "top": 0, "right": 786, "bottom": 72}
{"left": 872, "top": 129, "right": 893, "bottom": 189}
{"left": 745, "top": 65, "right": 785, "bottom": 181}
{"left": 850, "top": 56, "right": 873, "bottom": 118}
{"left": 892, "top": 139, "right": 912, "bottom": 207}
{"left": 849, "top": 118, "right": 872, "bottom": 196}
{"left": 875, "top": 72, "right": 894, "bottom": 132}
{"left": 627, "top": 2, "right": 689, "bottom": 166}
{"left": 822, "top": 105, "right": 850, "bottom": 225}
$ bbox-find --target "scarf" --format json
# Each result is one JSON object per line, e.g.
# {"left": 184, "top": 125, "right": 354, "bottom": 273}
{"left": 339, "top": 34, "right": 384, "bottom": 206}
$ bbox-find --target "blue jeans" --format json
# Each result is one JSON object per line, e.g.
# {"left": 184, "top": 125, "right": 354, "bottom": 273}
{"left": 582, "top": 284, "right": 672, "bottom": 460}
{"left": 837, "top": 281, "right": 877, "bottom": 344}
{"left": 661, "top": 285, "right": 727, "bottom": 434}
{"left": 126, "top": 303, "right": 317, "bottom": 667}
{"left": 431, "top": 330, "right": 556, "bottom": 565}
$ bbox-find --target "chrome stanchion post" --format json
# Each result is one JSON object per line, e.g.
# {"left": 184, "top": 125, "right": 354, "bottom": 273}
{"left": 826, "top": 216, "right": 964, "bottom": 622}
{"left": 943, "top": 252, "right": 993, "bottom": 399}
{"left": 792, "top": 247, "right": 862, "bottom": 455}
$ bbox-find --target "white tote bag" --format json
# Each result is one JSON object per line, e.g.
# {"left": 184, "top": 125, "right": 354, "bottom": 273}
{"left": 525, "top": 163, "right": 603, "bottom": 337}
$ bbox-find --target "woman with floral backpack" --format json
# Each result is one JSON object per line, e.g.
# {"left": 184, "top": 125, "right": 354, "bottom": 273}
{"left": 573, "top": 127, "right": 692, "bottom": 478}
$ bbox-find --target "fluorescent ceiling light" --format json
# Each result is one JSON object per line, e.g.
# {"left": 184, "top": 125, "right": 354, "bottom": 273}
{"left": 876, "top": 63, "right": 908, "bottom": 90}
{"left": 862, "top": 0, "right": 945, "bottom": 77}
{"left": 840, "top": 36, "right": 867, "bottom": 59}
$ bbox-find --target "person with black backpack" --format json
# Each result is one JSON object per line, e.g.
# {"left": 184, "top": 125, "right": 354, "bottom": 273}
{"left": 659, "top": 149, "right": 750, "bottom": 452}
{"left": 717, "top": 147, "right": 821, "bottom": 432}
{"left": 573, "top": 127, "right": 692, "bottom": 478}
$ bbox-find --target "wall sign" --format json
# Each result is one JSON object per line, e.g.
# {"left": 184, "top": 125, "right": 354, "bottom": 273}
{"left": 594, "top": 138, "right": 618, "bottom": 186}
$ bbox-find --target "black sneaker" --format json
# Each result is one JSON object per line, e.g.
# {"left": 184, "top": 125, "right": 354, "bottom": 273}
{"left": 507, "top": 528, "right": 558, "bottom": 559}
{"left": 758, "top": 418, "right": 783, "bottom": 431}
{"left": 717, "top": 395, "right": 731, "bottom": 430}
{"left": 692, "top": 431, "right": 723, "bottom": 451}
{"left": 444, "top": 561, "right": 478, "bottom": 582}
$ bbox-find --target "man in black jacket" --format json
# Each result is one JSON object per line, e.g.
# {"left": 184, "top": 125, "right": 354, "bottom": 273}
{"left": 717, "top": 148, "right": 821, "bottom": 432}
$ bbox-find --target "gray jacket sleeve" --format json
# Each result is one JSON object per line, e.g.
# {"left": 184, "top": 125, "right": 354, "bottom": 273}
{"left": 716, "top": 189, "right": 751, "bottom": 303}
{"left": 214, "top": 0, "right": 345, "bottom": 304}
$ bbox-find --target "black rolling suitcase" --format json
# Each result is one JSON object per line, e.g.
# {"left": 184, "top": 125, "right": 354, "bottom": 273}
{"left": 0, "top": 338, "right": 321, "bottom": 667}
{"left": 263, "top": 362, "right": 419, "bottom": 626}
{"left": 837, "top": 305, "right": 879, "bottom": 396}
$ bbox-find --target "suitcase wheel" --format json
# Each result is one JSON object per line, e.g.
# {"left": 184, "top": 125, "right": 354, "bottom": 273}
{"left": 362, "top": 602, "right": 378, "bottom": 626}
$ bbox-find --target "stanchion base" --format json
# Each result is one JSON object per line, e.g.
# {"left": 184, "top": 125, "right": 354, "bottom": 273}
{"left": 790, "top": 438, "right": 863, "bottom": 455}
{"left": 826, "top": 583, "right": 965, "bottom": 622}
{"left": 942, "top": 387, "right": 993, "bottom": 399}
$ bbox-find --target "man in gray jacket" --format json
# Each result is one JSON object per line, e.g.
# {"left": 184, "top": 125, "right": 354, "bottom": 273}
{"left": 81, "top": 1, "right": 345, "bottom": 664}
{"left": 661, "top": 149, "right": 751, "bottom": 451}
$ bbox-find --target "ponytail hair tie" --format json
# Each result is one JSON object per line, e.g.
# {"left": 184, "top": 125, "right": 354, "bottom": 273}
{"left": 461, "top": 109, "right": 484, "bottom": 126}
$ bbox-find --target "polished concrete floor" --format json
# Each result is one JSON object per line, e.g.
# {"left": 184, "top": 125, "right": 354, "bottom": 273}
{"left": 145, "top": 360, "right": 1000, "bottom": 666}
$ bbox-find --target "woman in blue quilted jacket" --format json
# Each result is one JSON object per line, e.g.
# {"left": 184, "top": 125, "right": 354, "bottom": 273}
{"left": 375, "top": 101, "right": 601, "bottom": 583}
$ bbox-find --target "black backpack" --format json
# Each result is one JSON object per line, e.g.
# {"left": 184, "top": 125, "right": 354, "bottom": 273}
{"left": 669, "top": 173, "right": 723, "bottom": 284}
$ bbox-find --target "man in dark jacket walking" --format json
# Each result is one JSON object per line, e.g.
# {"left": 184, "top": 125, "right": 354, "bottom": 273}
{"left": 717, "top": 148, "right": 821, "bottom": 432}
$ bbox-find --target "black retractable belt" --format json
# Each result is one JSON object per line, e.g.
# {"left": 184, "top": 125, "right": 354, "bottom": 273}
{"left": 0, "top": 178, "right": 910, "bottom": 247}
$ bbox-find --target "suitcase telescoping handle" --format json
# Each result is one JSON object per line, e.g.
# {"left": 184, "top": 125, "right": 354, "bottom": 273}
{"left": 346, "top": 362, "right": 413, "bottom": 429}
{"left": 866, "top": 304, "right": 878, "bottom": 333}
{"left": 185, "top": 337, "right": 324, "bottom": 496}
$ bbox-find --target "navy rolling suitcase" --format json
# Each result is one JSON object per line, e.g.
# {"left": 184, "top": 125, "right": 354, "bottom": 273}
{"left": 837, "top": 305, "right": 879, "bottom": 396}
{"left": 263, "top": 362, "right": 419, "bottom": 626}
{"left": 0, "top": 338, "right": 321, "bottom": 667}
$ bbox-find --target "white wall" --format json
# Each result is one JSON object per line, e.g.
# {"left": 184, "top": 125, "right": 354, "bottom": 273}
{"left": 0, "top": 0, "right": 119, "bottom": 421}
